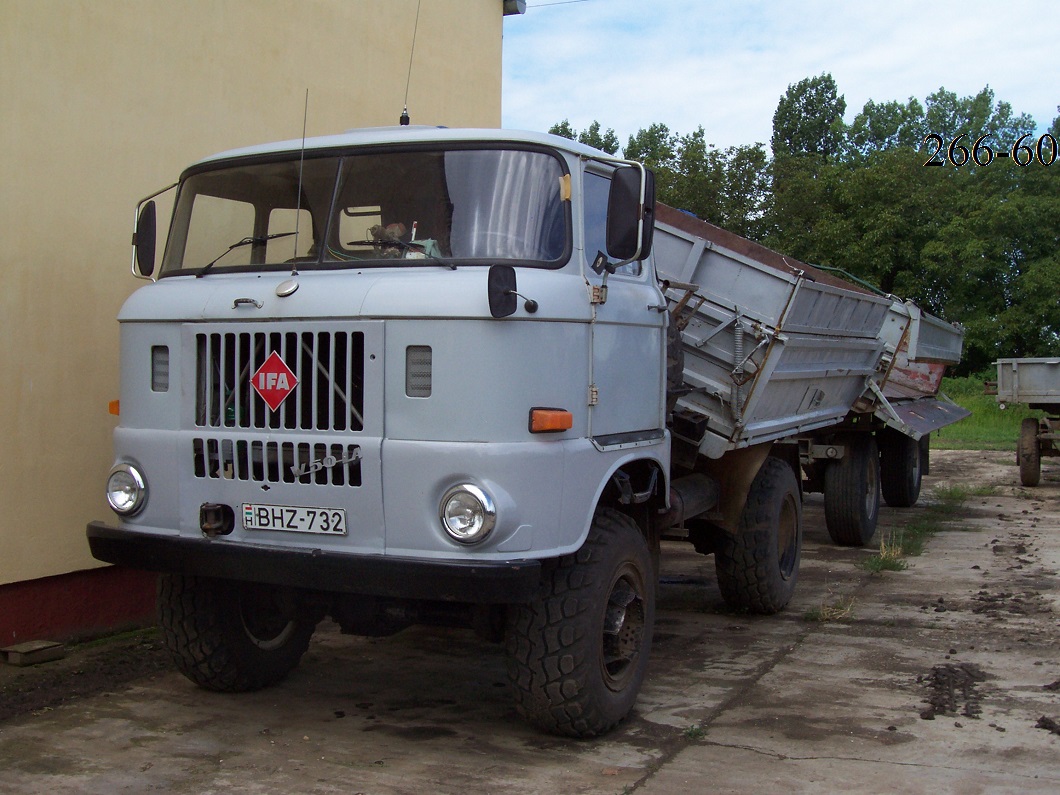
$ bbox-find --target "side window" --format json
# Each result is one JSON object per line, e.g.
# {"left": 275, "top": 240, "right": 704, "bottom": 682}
{"left": 583, "top": 171, "right": 640, "bottom": 276}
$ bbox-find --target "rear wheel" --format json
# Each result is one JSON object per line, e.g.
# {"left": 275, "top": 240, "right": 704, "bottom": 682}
{"left": 505, "top": 509, "right": 655, "bottom": 737}
{"left": 1018, "top": 417, "right": 1041, "bottom": 487}
{"left": 880, "top": 429, "right": 923, "bottom": 508}
{"left": 714, "top": 457, "right": 802, "bottom": 615}
{"left": 157, "top": 574, "right": 317, "bottom": 692}
{"left": 824, "top": 434, "right": 881, "bottom": 546}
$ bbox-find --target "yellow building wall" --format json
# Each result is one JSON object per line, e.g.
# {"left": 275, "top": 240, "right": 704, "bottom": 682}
{"left": 0, "top": 0, "right": 505, "bottom": 585}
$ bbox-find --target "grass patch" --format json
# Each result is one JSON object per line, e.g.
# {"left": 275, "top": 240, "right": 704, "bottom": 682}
{"left": 892, "top": 517, "right": 941, "bottom": 556}
{"left": 804, "top": 595, "right": 857, "bottom": 622}
{"left": 683, "top": 724, "right": 705, "bottom": 740}
{"left": 861, "top": 534, "right": 908, "bottom": 572}
{"left": 927, "top": 484, "right": 968, "bottom": 514}
{"left": 862, "top": 484, "right": 969, "bottom": 571}
{"left": 934, "top": 374, "right": 1046, "bottom": 451}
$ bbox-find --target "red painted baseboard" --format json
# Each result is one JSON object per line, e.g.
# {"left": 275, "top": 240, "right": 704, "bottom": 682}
{"left": 0, "top": 567, "right": 156, "bottom": 646}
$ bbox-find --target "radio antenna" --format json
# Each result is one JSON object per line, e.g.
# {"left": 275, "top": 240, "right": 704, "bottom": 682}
{"left": 400, "top": 0, "right": 422, "bottom": 125}
{"left": 291, "top": 88, "right": 309, "bottom": 276}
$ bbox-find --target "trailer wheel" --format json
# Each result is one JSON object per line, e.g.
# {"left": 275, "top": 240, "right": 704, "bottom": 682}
{"left": 505, "top": 508, "right": 654, "bottom": 737}
{"left": 1018, "top": 417, "right": 1041, "bottom": 487}
{"left": 157, "top": 574, "right": 317, "bottom": 692}
{"left": 879, "top": 429, "right": 923, "bottom": 508}
{"left": 714, "top": 457, "right": 802, "bottom": 615}
{"left": 824, "top": 434, "right": 880, "bottom": 546}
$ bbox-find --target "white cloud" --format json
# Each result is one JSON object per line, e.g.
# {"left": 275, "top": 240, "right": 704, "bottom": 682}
{"left": 502, "top": 0, "right": 1058, "bottom": 151}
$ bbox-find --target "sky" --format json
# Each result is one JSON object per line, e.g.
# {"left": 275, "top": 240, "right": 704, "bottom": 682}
{"left": 501, "top": 0, "right": 1058, "bottom": 152}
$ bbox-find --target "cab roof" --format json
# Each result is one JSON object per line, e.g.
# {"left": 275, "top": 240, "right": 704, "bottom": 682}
{"left": 194, "top": 126, "right": 613, "bottom": 167}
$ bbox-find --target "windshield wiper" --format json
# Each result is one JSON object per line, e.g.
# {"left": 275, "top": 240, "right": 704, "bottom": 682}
{"left": 196, "top": 231, "right": 297, "bottom": 278}
{"left": 345, "top": 237, "right": 456, "bottom": 270}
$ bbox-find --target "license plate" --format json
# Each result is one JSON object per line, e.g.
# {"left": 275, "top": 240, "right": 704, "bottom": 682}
{"left": 242, "top": 503, "right": 347, "bottom": 535}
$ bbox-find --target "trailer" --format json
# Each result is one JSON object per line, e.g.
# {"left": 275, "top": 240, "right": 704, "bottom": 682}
{"left": 993, "top": 357, "right": 1060, "bottom": 486}
{"left": 654, "top": 205, "right": 969, "bottom": 548}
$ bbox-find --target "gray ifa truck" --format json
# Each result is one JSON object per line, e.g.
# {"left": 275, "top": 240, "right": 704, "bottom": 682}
{"left": 88, "top": 126, "right": 965, "bottom": 737}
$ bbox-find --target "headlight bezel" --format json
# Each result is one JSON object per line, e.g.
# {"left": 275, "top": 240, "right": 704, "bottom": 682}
{"left": 106, "top": 463, "right": 148, "bottom": 516}
{"left": 439, "top": 483, "right": 497, "bottom": 545}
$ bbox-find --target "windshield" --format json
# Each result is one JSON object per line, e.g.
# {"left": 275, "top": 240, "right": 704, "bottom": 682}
{"left": 160, "top": 147, "right": 570, "bottom": 276}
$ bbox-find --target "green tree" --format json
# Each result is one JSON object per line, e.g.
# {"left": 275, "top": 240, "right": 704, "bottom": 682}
{"left": 717, "top": 143, "right": 770, "bottom": 240}
{"left": 547, "top": 86, "right": 1059, "bottom": 373}
{"left": 578, "top": 121, "right": 620, "bottom": 155}
{"left": 548, "top": 119, "right": 577, "bottom": 140}
{"left": 547, "top": 119, "right": 620, "bottom": 155}
{"left": 624, "top": 123, "right": 679, "bottom": 200}
{"left": 845, "top": 98, "right": 926, "bottom": 159}
{"left": 771, "top": 73, "right": 847, "bottom": 159}
{"left": 922, "top": 161, "right": 1060, "bottom": 370}
{"left": 923, "top": 86, "right": 1034, "bottom": 146}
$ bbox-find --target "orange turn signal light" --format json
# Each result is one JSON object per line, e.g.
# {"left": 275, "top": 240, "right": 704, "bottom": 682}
{"left": 529, "top": 408, "right": 573, "bottom": 434}
{"left": 108, "top": 400, "right": 121, "bottom": 416}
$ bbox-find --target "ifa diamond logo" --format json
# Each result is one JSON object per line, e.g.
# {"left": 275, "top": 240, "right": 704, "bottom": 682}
{"left": 251, "top": 351, "right": 298, "bottom": 411}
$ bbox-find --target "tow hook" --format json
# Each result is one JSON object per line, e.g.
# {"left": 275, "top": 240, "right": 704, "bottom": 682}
{"left": 200, "top": 503, "right": 235, "bottom": 537}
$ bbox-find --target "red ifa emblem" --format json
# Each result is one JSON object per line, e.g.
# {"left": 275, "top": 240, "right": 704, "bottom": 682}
{"left": 250, "top": 351, "right": 298, "bottom": 411}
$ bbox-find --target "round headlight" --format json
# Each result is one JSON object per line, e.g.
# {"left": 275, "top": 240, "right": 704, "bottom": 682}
{"left": 106, "top": 464, "right": 147, "bottom": 516}
{"left": 439, "top": 484, "right": 496, "bottom": 545}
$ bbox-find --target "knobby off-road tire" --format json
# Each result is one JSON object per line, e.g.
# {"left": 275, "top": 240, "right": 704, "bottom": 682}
{"left": 879, "top": 429, "right": 923, "bottom": 508}
{"left": 1018, "top": 417, "right": 1042, "bottom": 487}
{"left": 714, "top": 457, "right": 802, "bottom": 615}
{"left": 157, "top": 574, "right": 317, "bottom": 692}
{"left": 505, "top": 508, "right": 655, "bottom": 738}
{"left": 824, "top": 434, "right": 881, "bottom": 547}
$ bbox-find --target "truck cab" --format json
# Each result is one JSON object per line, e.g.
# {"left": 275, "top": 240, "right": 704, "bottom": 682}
{"left": 89, "top": 127, "right": 667, "bottom": 737}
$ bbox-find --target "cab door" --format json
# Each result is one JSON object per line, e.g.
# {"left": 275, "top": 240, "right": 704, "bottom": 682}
{"left": 581, "top": 168, "right": 667, "bottom": 444}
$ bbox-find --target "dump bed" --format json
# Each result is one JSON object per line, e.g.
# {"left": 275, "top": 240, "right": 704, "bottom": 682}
{"left": 654, "top": 205, "right": 971, "bottom": 453}
{"left": 878, "top": 301, "right": 965, "bottom": 399}
{"left": 654, "top": 205, "right": 892, "bottom": 459}
{"left": 872, "top": 300, "right": 969, "bottom": 438}
{"left": 995, "top": 358, "right": 1060, "bottom": 411}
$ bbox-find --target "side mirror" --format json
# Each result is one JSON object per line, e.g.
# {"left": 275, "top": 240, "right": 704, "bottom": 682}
{"left": 134, "top": 200, "right": 157, "bottom": 278}
{"left": 487, "top": 264, "right": 518, "bottom": 318}
{"left": 606, "top": 166, "right": 655, "bottom": 262}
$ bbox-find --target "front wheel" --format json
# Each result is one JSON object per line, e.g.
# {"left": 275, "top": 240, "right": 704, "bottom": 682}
{"left": 505, "top": 509, "right": 655, "bottom": 737}
{"left": 824, "top": 434, "right": 881, "bottom": 546}
{"left": 1018, "top": 417, "right": 1041, "bottom": 487}
{"left": 714, "top": 457, "right": 802, "bottom": 614}
{"left": 157, "top": 574, "right": 317, "bottom": 692}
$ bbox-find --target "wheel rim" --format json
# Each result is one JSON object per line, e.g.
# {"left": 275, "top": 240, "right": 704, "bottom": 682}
{"left": 239, "top": 588, "right": 297, "bottom": 651}
{"left": 600, "top": 564, "right": 646, "bottom": 692}
{"left": 776, "top": 492, "right": 799, "bottom": 579}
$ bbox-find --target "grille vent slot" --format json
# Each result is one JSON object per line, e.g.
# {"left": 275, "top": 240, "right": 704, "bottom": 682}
{"left": 193, "top": 438, "right": 362, "bottom": 487}
{"left": 196, "top": 330, "right": 364, "bottom": 431}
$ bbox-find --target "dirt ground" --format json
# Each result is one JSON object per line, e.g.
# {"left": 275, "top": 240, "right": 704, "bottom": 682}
{"left": 0, "top": 449, "right": 1057, "bottom": 794}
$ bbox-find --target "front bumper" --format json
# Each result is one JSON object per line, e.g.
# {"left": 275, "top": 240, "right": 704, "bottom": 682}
{"left": 87, "top": 521, "right": 542, "bottom": 604}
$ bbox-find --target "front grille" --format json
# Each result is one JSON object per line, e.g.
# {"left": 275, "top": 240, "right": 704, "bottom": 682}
{"left": 193, "top": 437, "right": 362, "bottom": 487}
{"left": 195, "top": 330, "right": 364, "bottom": 431}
